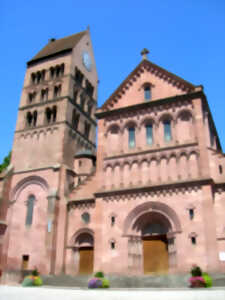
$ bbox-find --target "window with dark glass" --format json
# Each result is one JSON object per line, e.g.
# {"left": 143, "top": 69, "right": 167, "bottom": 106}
{"left": 111, "top": 216, "right": 115, "bottom": 226}
{"left": 219, "top": 165, "right": 223, "bottom": 174}
{"left": 191, "top": 237, "right": 196, "bottom": 245}
{"left": 144, "top": 85, "right": 151, "bottom": 101}
{"left": 189, "top": 209, "right": 194, "bottom": 220}
{"left": 25, "top": 195, "right": 35, "bottom": 226}
{"left": 128, "top": 127, "right": 135, "bottom": 148}
{"left": 146, "top": 124, "right": 153, "bottom": 145}
{"left": 164, "top": 120, "right": 172, "bottom": 142}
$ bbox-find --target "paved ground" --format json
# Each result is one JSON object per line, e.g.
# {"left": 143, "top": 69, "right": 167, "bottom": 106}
{"left": 1, "top": 286, "right": 225, "bottom": 300}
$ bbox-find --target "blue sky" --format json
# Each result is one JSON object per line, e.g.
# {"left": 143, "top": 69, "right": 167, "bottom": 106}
{"left": 0, "top": 0, "right": 225, "bottom": 162}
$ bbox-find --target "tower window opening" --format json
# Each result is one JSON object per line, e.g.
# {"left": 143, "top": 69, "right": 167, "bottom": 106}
{"left": 128, "top": 127, "right": 135, "bottom": 148}
{"left": 73, "top": 87, "right": 78, "bottom": 103}
{"left": 46, "top": 108, "right": 52, "bottom": 124}
{"left": 80, "top": 94, "right": 85, "bottom": 109}
{"left": 85, "top": 80, "right": 94, "bottom": 97}
{"left": 52, "top": 106, "right": 57, "bottom": 122}
{"left": 50, "top": 67, "right": 55, "bottom": 79}
{"left": 28, "top": 92, "right": 36, "bottom": 103}
{"left": 75, "top": 68, "right": 84, "bottom": 86}
{"left": 33, "top": 111, "right": 37, "bottom": 127}
{"left": 41, "top": 88, "right": 48, "bottom": 101}
{"left": 84, "top": 122, "right": 91, "bottom": 139}
{"left": 37, "top": 72, "right": 41, "bottom": 84}
{"left": 219, "top": 165, "right": 223, "bottom": 174}
{"left": 31, "top": 73, "right": 36, "bottom": 84}
{"left": 41, "top": 70, "right": 45, "bottom": 81}
{"left": 72, "top": 110, "right": 80, "bottom": 130}
{"left": 87, "top": 103, "right": 92, "bottom": 116}
{"left": 54, "top": 85, "right": 61, "bottom": 97}
{"left": 26, "top": 111, "right": 37, "bottom": 127}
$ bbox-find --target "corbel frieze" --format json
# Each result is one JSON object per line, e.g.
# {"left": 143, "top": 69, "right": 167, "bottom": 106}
{"left": 100, "top": 184, "right": 201, "bottom": 203}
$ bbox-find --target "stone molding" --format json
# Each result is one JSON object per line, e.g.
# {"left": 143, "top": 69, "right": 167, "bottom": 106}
{"left": 95, "top": 178, "right": 212, "bottom": 199}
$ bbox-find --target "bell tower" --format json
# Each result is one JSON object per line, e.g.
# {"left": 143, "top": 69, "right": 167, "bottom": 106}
{"left": 3, "top": 29, "right": 98, "bottom": 276}
{"left": 11, "top": 29, "right": 98, "bottom": 171}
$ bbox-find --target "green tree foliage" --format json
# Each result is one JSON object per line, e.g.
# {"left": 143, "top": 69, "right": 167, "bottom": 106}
{"left": 0, "top": 152, "right": 11, "bottom": 173}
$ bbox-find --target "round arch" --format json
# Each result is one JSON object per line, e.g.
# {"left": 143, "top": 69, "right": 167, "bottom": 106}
{"left": 11, "top": 175, "right": 49, "bottom": 202}
{"left": 123, "top": 201, "right": 182, "bottom": 236}
{"left": 70, "top": 228, "right": 94, "bottom": 248}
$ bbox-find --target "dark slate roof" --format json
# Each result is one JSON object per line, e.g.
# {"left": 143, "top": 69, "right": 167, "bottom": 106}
{"left": 74, "top": 149, "right": 96, "bottom": 158}
{"left": 27, "top": 31, "right": 86, "bottom": 65}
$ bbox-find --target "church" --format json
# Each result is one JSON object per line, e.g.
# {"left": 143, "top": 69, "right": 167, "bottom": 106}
{"left": 0, "top": 29, "right": 225, "bottom": 281}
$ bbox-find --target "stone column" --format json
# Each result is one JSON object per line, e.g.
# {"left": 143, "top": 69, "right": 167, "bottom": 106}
{"left": 46, "top": 189, "right": 59, "bottom": 274}
{"left": 167, "top": 232, "right": 177, "bottom": 272}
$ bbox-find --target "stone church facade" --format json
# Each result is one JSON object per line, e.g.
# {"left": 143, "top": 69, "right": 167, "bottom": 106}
{"left": 0, "top": 30, "right": 225, "bottom": 279}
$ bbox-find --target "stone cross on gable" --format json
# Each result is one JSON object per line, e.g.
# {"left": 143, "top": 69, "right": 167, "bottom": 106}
{"left": 141, "top": 48, "right": 149, "bottom": 60}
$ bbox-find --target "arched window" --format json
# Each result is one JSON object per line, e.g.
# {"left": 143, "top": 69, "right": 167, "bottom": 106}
{"left": 128, "top": 127, "right": 135, "bottom": 148}
{"left": 52, "top": 106, "right": 57, "bottom": 122}
{"left": 146, "top": 124, "right": 153, "bottom": 145}
{"left": 164, "top": 120, "right": 172, "bottom": 142}
{"left": 72, "top": 109, "right": 80, "bottom": 130}
{"left": 80, "top": 94, "right": 85, "bottom": 109}
{"left": 33, "top": 111, "right": 37, "bottom": 126}
{"left": 25, "top": 195, "right": 35, "bottom": 226}
{"left": 26, "top": 112, "right": 33, "bottom": 127}
{"left": 46, "top": 107, "right": 52, "bottom": 124}
{"left": 144, "top": 85, "right": 151, "bottom": 101}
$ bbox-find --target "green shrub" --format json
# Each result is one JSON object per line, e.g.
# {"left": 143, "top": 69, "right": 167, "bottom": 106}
{"left": 202, "top": 273, "right": 212, "bottom": 288}
{"left": 191, "top": 265, "right": 202, "bottom": 277}
{"left": 101, "top": 278, "right": 110, "bottom": 288}
{"left": 33, "top": 276, "right": 43, "bottom": 286}
{"left": 22, "top": 276, "right": 34, "bottom": 287}
{"left": 32, "top": 268, "right": 39, "bottom": 276}
{"left": 94, "top": 271, "right": 104, "bottom": 278}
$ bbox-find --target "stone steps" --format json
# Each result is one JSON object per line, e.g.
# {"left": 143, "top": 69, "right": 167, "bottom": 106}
{"left": 42, "top": 273, "right": 225, "bottom": 288}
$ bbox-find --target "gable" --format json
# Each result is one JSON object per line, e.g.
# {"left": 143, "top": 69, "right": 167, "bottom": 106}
{"left": 101, "top": 60, "right": 196, "bottom": 111}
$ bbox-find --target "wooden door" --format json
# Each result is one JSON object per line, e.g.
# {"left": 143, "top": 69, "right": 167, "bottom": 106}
{"left": 79, "top": 247, "right": 94, "bottom": 274}
{"left": 143, "top": 235, "right": 168, "bottom": 274}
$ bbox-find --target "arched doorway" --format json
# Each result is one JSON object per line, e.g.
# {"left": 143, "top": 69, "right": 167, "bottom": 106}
{"left": 124, "top": 201, "right": 182, "bottom": 274}
{"left": 133, "top": 212, "right": 171, "bottom": 274}
{"left": 75, "top": 232, "right": 94, "bottom": 274}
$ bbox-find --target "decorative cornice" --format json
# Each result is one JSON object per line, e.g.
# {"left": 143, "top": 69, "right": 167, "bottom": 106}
{"left": 15, "top": 120, "right": 96, "bottom": 148}
{"left": 95, "top": 178, "right": 213, "bottom": 199}
{"left": 67, "top": 198, "right": 95, "bottom": 210}
{"left": 104, "top": 142, "right": 198, "bottom": 161}
{"left": 96, "top": 91, "right": 203, "bottom": 119}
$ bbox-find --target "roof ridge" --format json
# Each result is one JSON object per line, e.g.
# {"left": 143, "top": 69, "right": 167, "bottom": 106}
{"left": 28, "top": 30, "right": 87, "bottom": 65}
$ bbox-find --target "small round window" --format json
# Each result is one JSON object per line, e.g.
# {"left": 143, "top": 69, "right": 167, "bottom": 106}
{"left": 81, "top": 212, "right": 90, "bottom": 224}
